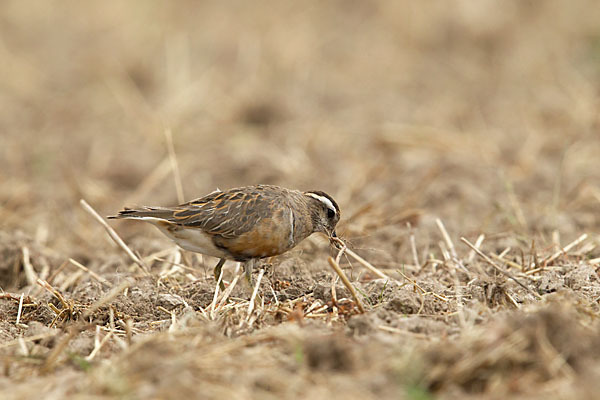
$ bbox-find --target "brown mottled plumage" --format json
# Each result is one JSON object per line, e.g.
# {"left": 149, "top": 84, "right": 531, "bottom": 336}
{"left": 109, "top": 185, "right": 340, "bottom": 289}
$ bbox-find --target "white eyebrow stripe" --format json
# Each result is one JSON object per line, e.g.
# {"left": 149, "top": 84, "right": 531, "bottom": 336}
{"left": 306, "top": 193, "right": 336, "bottom": 214}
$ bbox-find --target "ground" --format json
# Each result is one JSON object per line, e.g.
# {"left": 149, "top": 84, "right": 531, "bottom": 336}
{"left": 2, "top": 1, "right": 600, "bottom": 399}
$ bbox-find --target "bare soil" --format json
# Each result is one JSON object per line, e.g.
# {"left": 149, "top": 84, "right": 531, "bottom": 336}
{"left": 2, "top": 1, "right": 600, "bottom": 399}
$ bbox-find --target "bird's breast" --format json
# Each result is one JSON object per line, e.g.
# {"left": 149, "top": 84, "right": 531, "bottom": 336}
{"left": 213, "top": 209, "right": 301, "bottom": 260}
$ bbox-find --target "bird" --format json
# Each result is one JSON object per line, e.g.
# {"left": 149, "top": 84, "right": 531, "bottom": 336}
{"left": 108, "top": 185, "right": 340, "bottom": 290}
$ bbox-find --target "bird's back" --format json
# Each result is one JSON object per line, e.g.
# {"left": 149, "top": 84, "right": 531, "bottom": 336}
{"left": 109, "top": 185, "right": 308, "bottom": 261}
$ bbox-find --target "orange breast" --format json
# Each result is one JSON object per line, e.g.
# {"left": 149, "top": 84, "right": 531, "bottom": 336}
{"left": 220, "top": 216, "right": 293, "bottom": 259}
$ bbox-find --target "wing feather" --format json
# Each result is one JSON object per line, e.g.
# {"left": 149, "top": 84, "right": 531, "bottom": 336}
{"left": 111, "top": 185, "right": 294, "bottom": 240}
{"left": 172, "top": 185, "right": 291, "bottom": 238}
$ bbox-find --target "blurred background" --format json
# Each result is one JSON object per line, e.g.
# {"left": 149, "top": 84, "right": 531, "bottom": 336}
{"left": 1, "top": 0, "right": 600, "bottom": 259}
{"left": 3, "top": 2, "right": 600, "bottom": 398}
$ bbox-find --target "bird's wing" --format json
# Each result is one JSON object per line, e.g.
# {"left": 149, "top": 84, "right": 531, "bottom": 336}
{"left": 171, "top": 186, "right": 287, "bottom": 239}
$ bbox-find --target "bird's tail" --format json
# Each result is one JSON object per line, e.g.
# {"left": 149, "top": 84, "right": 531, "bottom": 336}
{"left": 107, "top": 207, "right": 175, "bottom": 221}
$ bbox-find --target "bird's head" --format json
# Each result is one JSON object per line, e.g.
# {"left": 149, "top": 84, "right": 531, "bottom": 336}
{"left": 304, "top": 190, "right": 340, "bottom": 238}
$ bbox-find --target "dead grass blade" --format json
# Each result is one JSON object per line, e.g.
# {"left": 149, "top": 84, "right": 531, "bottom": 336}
{"left": 491, "top": 253, "right": 525, "bottom": 271}
{"left": 407, "top": 222, "right": 420, "bottom": 267}
{"left": 246, "top": 269, "right": 265, "bottom": 321}
{"left": 542, "top": 233, "right": 588, "bottom": 265}
{"left": 461, "top": 237, "right": 542, "bottom": 300}
{"left": 396, "top": 269, "right": 449, "bottom": 302}
{"left": 209, "top": 266, "right": 225, "bottom": 315}
{"left": 467, "top": 234, "right": 485, "bottom": 263}
{"left": 21, "top": 246, "right": 38, "bottom": 286}
{"left": 377, "top": 325, "right": 431, "bottom": 339}
{"left": 83, "top": 279, "right": 132, "bottom": 319}
{"left": 15, "top": 293, "right": 25, "bottom": 326}
{"left": 124, "top": 157, "right": 172, "bottom": 204}
{"left": 436, "top": 218, "right": 457, "bottom": 259}
{"left": 85, "top": 329, "right": 114, "bottom": 361}
{"left": 331, "top": 237, "right": 389, "bottom": 280}
{"left": 0, "top": 332, "right": 59, "bottom": 349}
{"left": 68, "top": 258, "right": 112, "bottom": 287}
{"left": 37, "top": 279, "right": 71, "bottom": 312}
{"left": 164, "top": 128, "right": 185, "bottom": 204}
{"left": 215, "top": 272, "right": 242, "bottom": 314}
{"left": 42, "top": 325, "right": 83, "bottom": 372}
{"left": 80, "top": 199, "right": 150, "bottom": 274}
{"left": 327, "top": 257, "right": 365, "bottom": 313}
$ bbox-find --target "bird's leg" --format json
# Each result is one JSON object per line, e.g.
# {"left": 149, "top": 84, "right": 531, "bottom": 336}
{"left": 213, "top": 258, "right": 226, "bottom": 291}
{"left": 243, "top": 259, "right": 254, "bottom": 288}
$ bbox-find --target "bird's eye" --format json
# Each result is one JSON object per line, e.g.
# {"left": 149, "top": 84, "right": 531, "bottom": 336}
{"left": 327, "top": 208, "right": 335, "bottom": 219}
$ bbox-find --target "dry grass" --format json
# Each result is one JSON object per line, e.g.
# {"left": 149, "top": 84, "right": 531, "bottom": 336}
{"left": 2, "top": 1, "right": 600, "bottom": 399}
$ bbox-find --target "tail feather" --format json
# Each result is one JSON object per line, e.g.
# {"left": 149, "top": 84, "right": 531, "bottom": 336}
{"left": 107, "top": 207, "right": 176, "bottom": 221}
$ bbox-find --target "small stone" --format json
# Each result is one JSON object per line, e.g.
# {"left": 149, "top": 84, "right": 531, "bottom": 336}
{"left": 158, "top": 293, "right": 185, "bottom": 307}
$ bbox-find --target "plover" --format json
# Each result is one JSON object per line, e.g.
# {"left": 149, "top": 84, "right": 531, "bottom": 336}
{"left": 109, "top": 185, "right": 340, "bottom": 289}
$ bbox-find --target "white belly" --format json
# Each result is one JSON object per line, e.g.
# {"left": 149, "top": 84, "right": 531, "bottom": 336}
{"left": 150, "top": 220, "right": 228, "bottom": 259}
